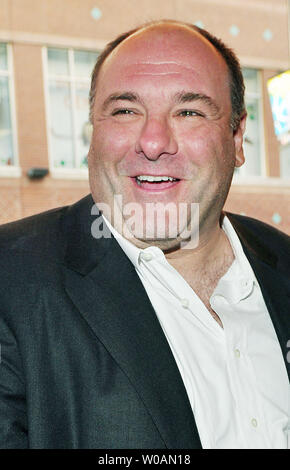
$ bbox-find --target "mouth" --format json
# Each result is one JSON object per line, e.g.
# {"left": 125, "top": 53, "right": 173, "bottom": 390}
{"left": 131, "top": 174, "right": 181, "bottom": 191}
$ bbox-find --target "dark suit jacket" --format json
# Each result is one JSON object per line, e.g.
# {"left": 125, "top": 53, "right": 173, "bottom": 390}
{"left": 0, "top": 194, "right": 289, "bottom": 449}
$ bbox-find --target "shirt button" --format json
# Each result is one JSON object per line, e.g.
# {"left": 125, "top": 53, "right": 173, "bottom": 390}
{"left": 141, "top": 252, "right": 152, "bottom": 261}
{"left": 234, "top": 349, "right": 241, "bottom": 358}
{"left": 180, "top": 298, "right": 189, "bottom": 309}
{"left": 251, "top": 418, "right": 258, "bottom": 428}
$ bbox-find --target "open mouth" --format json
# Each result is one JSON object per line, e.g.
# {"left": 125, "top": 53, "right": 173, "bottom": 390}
{"left": 131, "top": 175, "right": 181, "bottom": 191}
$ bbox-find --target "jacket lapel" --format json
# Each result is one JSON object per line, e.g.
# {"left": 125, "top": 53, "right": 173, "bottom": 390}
{"left": 227, "top": 213, "right": 290, "bottom": 381}
{"left": 62, "top": 195, "right": 202, "bottom": 449}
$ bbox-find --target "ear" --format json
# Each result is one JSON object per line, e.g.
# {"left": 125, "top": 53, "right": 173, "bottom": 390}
{"left": 233, "top": 113, "right": 247, "bottom": 168}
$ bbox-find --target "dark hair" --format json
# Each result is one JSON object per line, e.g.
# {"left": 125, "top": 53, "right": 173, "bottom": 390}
{"left": 89, "top": 20, "right": 246, "bottom": 130}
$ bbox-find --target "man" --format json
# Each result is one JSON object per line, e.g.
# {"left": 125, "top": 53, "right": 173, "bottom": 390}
{"left": 0, "top": 20, "right": 289, "bottom": 449}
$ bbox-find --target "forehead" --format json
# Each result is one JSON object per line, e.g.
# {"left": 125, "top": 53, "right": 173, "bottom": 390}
{"left": 96, "top": 25, "right": 230, "bottom": 105}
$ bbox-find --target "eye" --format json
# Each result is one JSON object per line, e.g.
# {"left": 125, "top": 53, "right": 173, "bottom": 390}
{"left": 112, "top": 108, "right": 135, "bottom": 116}
{"left": 178, "top": 110, "right": 204, "bottom": 117}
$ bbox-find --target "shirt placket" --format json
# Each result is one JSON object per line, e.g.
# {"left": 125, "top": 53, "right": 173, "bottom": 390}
{"left": 217, "top": 299, "right": 272, "bottom": 449}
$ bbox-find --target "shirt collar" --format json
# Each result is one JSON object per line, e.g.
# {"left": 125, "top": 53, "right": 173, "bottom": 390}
{"left": 221, "top": 215, "right": 255, "bottom": 282}
{"left": 102, "top": 213, "right": 256, "bottom": 302}
{"left": 101, "top": 215, "right": 143, "bottom": 268}
{"left": 213, "top": 215, "right": 256, "bottom": 303}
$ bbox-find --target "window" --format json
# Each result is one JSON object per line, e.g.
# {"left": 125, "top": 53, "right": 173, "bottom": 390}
{"left": 45, "top": 47, "right": 99, "bottom": 171}
{"left": 235, "top": 68, "right": 264, "bottom": 177}
{"left": 280, "top": 143, "right": 290, "bottom": 177}
{"left": 267, "top": 70, "right": 290, "bottom": 179}
{"left": 0, "top": 43, "right": 17, "bottom": 167}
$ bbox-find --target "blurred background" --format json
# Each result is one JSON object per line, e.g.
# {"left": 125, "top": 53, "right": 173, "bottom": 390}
{"left": 0, "top": 0, "right": 289, "bottom": 232}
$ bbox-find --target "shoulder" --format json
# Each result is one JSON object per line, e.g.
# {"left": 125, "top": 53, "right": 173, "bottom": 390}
{"left": 226, "top": 212, "right": 289, "bottom": 241}
{"left": 0, "top": 194, "right": 94, "bottom": 269}
{"left": 0, "top": 204, "right": 69, "bottom": 260}
{"left": 0, "top": 196, "right": 95, "bottom": 316}
{"left": 225, "top": 212, "right": 290, "bottom": 260}
{"left": 0, "top": 206, "right": 74, "bottom": 307}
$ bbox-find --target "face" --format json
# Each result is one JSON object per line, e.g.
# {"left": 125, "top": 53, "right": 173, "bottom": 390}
{"left": 88, "top": 25, "right": 246, "bottom": 250}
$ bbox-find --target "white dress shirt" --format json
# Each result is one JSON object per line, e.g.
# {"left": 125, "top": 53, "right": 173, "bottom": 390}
{"left": 103, "top": 215, "right": 289, "bottom": 449}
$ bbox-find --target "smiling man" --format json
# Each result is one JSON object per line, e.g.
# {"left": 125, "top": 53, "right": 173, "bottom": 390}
{"left": 88, "top": 23, "right": 245, "bottom": 250}
{"left": 0, "top": 20, "right": 289, "bottom": 449}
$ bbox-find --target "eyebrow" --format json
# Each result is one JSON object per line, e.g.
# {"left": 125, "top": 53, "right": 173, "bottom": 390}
{"left": 101, "top": 91, "right": 220, "bottom": 114}
{"left": 174, "top": 92, "right": 221, "bottom": 114}
{"left": 102, "top": 92, "right": 143, "bottom": 111}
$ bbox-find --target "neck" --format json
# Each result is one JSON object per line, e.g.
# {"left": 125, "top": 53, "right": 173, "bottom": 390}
{"left": 164, "top": 215, "right": 234, "bottom": 274}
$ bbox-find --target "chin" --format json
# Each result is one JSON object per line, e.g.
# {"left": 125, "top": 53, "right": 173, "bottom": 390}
{"left": 135, "top": 236, "right": 183, "bottom": 252}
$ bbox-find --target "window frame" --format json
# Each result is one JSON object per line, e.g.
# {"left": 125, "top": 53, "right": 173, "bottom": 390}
{"left": 43, "top": 46, "right": 97, "bottom": 179}
{"left": 0, "top": 43, "right": 20, "bottom": 177}
{"left": 233, "top": 68, "right": 266, "bottom": 182}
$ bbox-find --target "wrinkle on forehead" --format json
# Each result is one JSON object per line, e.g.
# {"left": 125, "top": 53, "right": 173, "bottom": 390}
{"left": 113, "top": 62, "right": 201, "bottom": 79}
{"left": 127, "top": 62, "right": 200, "bottom": 72}
{"left": 136, "top": 61, "right": 197, "bottom": 67}
{"left": 130, "top": 72, "right": 181, "bottom": 76}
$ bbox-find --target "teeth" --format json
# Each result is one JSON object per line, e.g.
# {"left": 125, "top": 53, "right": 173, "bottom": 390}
{"left": 136, "top": 175, "right": 177, "bottom": 182}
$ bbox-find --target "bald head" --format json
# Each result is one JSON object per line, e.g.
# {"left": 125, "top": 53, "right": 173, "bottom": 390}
{"left": 101, "top": 23, "right": 227, "bottom": 81}
{"left": 103, "top": 22, "right": 220, "bottom": 65}
{"left": 89, "top": 20, "right": 245, "bottom": 130}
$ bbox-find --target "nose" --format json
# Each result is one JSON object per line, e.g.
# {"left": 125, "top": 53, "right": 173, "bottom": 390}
{"left": 135, "top": 116, "right": 178, "bottom": 160}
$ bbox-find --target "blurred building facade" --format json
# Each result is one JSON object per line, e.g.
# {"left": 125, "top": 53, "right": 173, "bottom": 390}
{"left": 0, "top": 0, "right": 289, "bottom": 232}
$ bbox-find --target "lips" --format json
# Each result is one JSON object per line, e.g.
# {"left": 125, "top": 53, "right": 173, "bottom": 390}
{"left": 130, "top": 175, "right": 181, "bottom": 191}
{"left": 136, "top": 175, "right": 179, "bottom": 183}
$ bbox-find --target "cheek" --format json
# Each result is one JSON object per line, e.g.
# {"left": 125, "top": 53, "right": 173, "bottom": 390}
{"left": 181, "top": 125, "right": 233, "bottom": 167}
{"left": 181, "top": 128, "right": 216, "bottom": 166}
{"left": 92, "top": 122, "right": 136, "bottom": 163}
